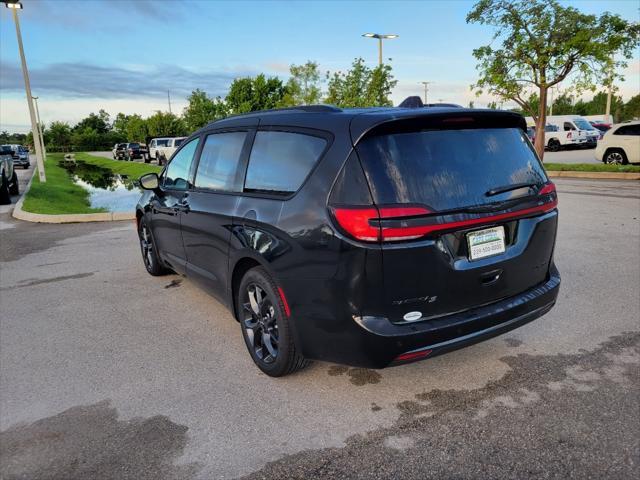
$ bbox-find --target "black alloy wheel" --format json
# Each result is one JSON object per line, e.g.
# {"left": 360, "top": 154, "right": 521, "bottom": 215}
{"left": 242, "top": 283, "right": 279, "bottom": 364}
{"left": 138, "top": 218, "right": 169, "bottom": 276}
{"left": 237, "top": 267, "right": 308, "bottom": 377}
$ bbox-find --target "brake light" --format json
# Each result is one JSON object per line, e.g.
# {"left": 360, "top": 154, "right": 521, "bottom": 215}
{"left": 332, "top": 207, "right": 380, "bottom": 242}
{"left": 332, "top": 185, "right": 557, "bottom": 243}
{"left": 538, "top": 181, "right": 558, "bottom": 208}
{"left": 538, "top": 182, "right": 556, "bottom": 196}
{"left": 331, "top": 206, "right": 431, "bottom": 242}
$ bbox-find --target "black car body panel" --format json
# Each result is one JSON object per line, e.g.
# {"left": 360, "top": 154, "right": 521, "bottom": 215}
{"left": 137, "top": 106, "right": 560, "bottom": 369}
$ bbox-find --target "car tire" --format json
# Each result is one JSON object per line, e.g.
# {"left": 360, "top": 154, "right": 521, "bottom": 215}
{"left": 237, "top": 267, "right": 309, "bottom": 377}
{"left": 604, "top": 149, "right": 628, "bottom": 165}
{"left": 0, "top": 172, "right": 10, "bottom": 205}
{"left": 547, "top": 139, "right": 560, "bottom": 152}
{"left": 138, "top": 217, "right": 170, "bottom": 276}
{"left": 9, "top": 170, "right": 19, "bottom": 195}
{"left": 24, "top": 163, "right": 30, "bottom": 169}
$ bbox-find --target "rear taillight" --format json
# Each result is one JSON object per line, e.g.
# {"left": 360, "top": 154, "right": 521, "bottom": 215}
{"left": 331, "top": 206, "right": 431, "bottom": 243}
{"left": 538, "top": 181, "right": 558, "bottom": 209}
{"left": 332, "top": 183, "right": 557, "bottom": 243}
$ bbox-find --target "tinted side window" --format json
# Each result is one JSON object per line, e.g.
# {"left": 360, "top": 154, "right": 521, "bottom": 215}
{"left": 163, "top": 137, "right": 199, "bottom": 190}
{"left": 614, "top": 125, "right": 639, "bottom": 136}
{"left": 195, "top": 132, "right": 247, "bottom": 191}
{"left": 563, "top": 122, "right": 575, "bottom": 131}
{"left": 245, "top": 131, "right": 326, "bottom": 194}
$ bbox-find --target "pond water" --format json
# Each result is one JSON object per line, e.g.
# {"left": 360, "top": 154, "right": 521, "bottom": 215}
{"left": 60, "top": 160, "right": 143, "bottom": 212}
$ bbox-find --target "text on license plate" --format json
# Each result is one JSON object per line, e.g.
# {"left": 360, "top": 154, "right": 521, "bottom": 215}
{"left": 467, "top": 226, "right": 506, "bottom": 260}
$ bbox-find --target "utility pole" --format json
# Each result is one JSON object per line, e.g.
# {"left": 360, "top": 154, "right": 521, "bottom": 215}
{"left": 167, "top": 90, "right": 172, "bottom": 114}
{"left": 32, "top": 96, "right": 46, "bottom": 158}
{"left": 5, "top": 1, "right": 45, "bottom": 181}
{"left": 420, "top": 81, "right": 431, "bottom": 104}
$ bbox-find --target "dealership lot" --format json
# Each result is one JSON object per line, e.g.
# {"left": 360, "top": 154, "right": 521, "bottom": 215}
{"left": 0, "top": 178, "right": 638, "bottom": 479}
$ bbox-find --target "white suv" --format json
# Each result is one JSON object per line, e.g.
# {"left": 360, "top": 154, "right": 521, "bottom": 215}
{"left": 595, "top": 121, "right": 640, "bottom": 165}
{"left": 148, "top": 137, "right": 186, "bottom": 165}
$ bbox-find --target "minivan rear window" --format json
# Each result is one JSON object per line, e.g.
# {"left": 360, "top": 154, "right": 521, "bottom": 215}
{"left": 356, "top": 128, "right": 547, "bottom": 211}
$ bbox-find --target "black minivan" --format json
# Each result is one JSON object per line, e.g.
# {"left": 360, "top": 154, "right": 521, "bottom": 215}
{"left": 136, "top": 105, "right": 560, "bottom": 376}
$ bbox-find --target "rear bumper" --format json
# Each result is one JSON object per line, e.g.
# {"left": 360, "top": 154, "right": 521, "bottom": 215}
{"left": 296, "top": 266, "right": 560, "bottom": 369}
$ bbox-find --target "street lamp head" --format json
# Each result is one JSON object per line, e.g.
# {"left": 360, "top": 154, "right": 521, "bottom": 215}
{"left": 362, "top": 33, "right": 399, "bottom": 39}
{"left": 3, "top": 1, "right": 23, "bottom": 9}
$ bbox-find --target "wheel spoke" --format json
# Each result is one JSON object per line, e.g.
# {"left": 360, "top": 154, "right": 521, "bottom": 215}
{"left": 248, "top": 287, "right": 260, "bottom": 315}
{"left": 262, "top": 331, "right": 277, "bottom": 360}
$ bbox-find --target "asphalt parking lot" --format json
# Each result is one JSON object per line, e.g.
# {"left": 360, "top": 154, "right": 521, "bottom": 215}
{"left": 1, "top": 178, "right": 638, "bottom": 479}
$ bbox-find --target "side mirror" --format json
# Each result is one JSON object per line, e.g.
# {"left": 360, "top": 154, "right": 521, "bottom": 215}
{"left": 139, "top": 172, "right": 159, "bottom": 190}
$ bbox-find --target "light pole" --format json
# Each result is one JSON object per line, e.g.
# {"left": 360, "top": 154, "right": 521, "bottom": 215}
{"left": 362, "top": 33, "right": 398, "bottom": 66}
{"left": 420, "top": 81, "right": 431, "bottom": 104}
{"left": 605, "top": 55, "right": 614, "bottom": 123}
{"left": 32, "top": 96, "right": 46, "bottom": 158}
{"left": 4, "top": 0, "right": 46, "bottom": 181}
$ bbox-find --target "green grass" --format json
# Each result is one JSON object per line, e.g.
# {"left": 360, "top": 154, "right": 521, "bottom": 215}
{"left": 21, "top": 153, "right": 161, "bottom": 215}
{"left": 544, "top": 163, "right": 640, "bottom": 173}
{"left": 70, "top": 152, "right": 161, "bottom": 177}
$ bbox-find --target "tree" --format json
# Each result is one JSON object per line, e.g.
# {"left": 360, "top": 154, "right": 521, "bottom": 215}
{"left": 550, "top": 92, "right": 575, "bottom": 115}
{"left": 47, "top": 121, "right": 72, "bottom": 150}
{"left": 325, "top": 58, "right": 397, "bottom": 108}
{"left": 112, "top": 113, "right": 130, "bottom": 136}
{"left": 226, "top": 74, "right": 286, "bottom": 114}
{"left": 74, "top": 111, "right": 111, "bottom": 134}
{"left": 146, "top": 111, "right": 187, "bottom": 138}
{"left": 183, "top": 89, "right": 227, "bottom": 132}
{"left": 281, "top": 61, "right": 323, "bottom": 106}
{"left": 124, "top": 114, "right": 148, "bottom": 142}
{"left": 621, "top": 94, "right": 640, "bottom": 121}
{"left": 467, "top": 0, "right": 639, "bottom": 158}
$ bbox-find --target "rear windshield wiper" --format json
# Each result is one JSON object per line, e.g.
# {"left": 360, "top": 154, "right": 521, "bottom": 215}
{"left": 485, "top": 182, "right": 539, "bottom": 197}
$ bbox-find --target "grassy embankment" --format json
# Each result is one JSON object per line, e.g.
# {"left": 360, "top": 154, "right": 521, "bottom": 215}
{"left": 22, "top": 152, "right": 161, "bottom": 215}
{"left": 544, "top": 162, "right": 640, "bottom": 172}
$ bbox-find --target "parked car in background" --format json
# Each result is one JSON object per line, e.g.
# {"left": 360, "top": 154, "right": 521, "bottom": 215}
{"left": 2, "top": 144, "right": 30, "bottom": 169}
{"left": 546, "top": 115, "right": 600, "bottom": 148}
{"left": 112, "top": 143, "right": 128, "bottom": 160}
{"left": 0, "top": 145, "right": 19, "bottom": 204}
{"left": 543, "top": 124, "right": 587, "bottom": 151}
{"left": 125, "top": 142, "right": 143, "bottom": 161}
{"left": 135, "top": 105, "right": 560, "bottom": 377}
{"left": 590, "top": 121, "right": 612, "bottom": 140}
{"left": 595, "top": 120, "right": 640, "bottom": 165}
{"left": 148, "top": 137, "right": 186, "bottom": 165}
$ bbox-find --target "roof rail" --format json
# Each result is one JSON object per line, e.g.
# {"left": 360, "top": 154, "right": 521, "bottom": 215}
{"left": 277, "top": 105, "right": 342, "bottom": 113}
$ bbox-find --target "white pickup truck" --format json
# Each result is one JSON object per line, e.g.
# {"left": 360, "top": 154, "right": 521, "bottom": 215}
{"left": 147, "top": 137, "right": 186, "bottom": 165}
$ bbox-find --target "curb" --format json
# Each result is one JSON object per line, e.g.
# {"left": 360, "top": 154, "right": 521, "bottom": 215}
{"left": 547, "top": 171, "right": 640, "bottom": 180}
{"left": 12, "top": 168, "right": 135, "bottom": 224}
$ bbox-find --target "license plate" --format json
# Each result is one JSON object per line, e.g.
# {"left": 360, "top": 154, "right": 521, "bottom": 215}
{"left": 467, "top": 226, "right": 506, "bottom": 260}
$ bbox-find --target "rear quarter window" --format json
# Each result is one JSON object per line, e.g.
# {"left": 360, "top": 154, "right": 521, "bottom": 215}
{"left": 244, "top": 131, "right": 326, "bottom": 195}
{"left": 356, "top": 127, "right": 547, "bottom": 211}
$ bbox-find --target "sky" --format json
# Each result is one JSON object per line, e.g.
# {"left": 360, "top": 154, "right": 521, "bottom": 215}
{"left": 0, "top": 0, "right": 638, "bottom": 133}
